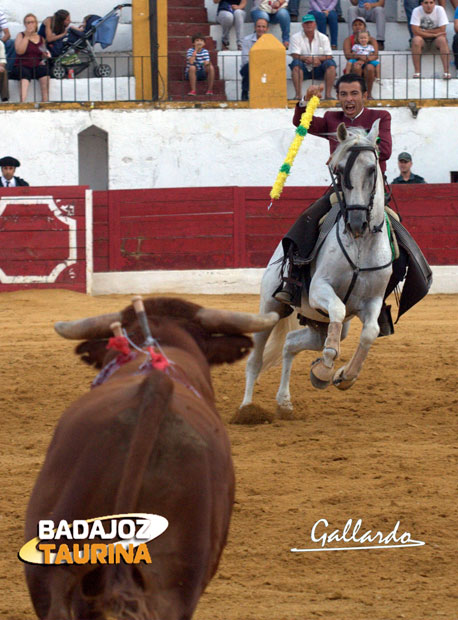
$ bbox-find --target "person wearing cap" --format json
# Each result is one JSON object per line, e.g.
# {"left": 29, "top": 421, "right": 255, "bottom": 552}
{"left": 343, "top": 17, "right": 380, "bottom": 98}
{"left": 347, "top": 0, "right": 385, "bottom": 50}
{"left": 0, "top": 156, "right": 29, "bottom": 186}
{"left": 289, "top": 14, "right": 337, "bottom": 100}
{"left": 392, "top": 152, "right": 426, "bottom": 184}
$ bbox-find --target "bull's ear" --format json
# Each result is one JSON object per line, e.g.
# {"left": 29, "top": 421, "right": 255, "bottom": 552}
{"left": 367, "top": 118, "right": 380, "bottom": 146}
{"left": 336, "top": 122, "right": 348, "bottom": 143}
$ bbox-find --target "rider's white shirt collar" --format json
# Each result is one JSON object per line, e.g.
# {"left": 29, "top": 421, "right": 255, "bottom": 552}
{"left": 345, "top": 108, "right": 365, "bottom": 121}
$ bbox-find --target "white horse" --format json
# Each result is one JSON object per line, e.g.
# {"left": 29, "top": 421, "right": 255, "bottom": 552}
{"left": 239, "top": 119, "right": 394, "bottom": 419}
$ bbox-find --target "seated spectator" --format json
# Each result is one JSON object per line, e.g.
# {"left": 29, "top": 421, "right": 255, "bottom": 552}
{"left": 240, "top": 17, "right": 268, "bottom": 100}
{"left": 392, "top": 152, "right": 426, "bottom": 184}
{"left": 0, "top": 39, "right": 8, "bottom": 101}
{"left": 288, "top": 0, "right": 300, "bottom": 22}
{"left": 343, "top": 17, "right": 379, "bottom": 100}
{"left": 251, "top": 0, "right": 291, "bottom": 48}
{"left": 11, "top": 14, "right": 51, "bottom": 103}
{"left": 309, "top": 0, "right": 339, "bottom": 49}
{"left": 344, "top": 29, "right": 380, "bottom": 97}
{"left": 185, "top": 33, "right": 215, "bottom": 96}
{"left": 0, "top": 156, "right": 29, "bottom": 186}
{"left": 39, "top": 10, "right": 71, "bottom": 58}
{"left": 453, "top": 4, "right": 458, "bottom": 70}
{"left": 289, "top": 14, "right": 337, "bottom": 100}
{"left": 347, "top": 0, "right": 385, "bottom": 49}
{"left": 411, "top": 0, "right": 451, "bottom": 79}
{"left": 214, "top": 0, "right": 247, "bottom": 50}
{"left": 0, "top": 7, "right": 14, "bottom": 69}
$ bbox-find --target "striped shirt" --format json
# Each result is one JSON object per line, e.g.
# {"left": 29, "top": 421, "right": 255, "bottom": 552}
{"left": 0, "top": 10, "right": 8, "bottom": 32}
{"left": 186, "top": 47, "right": 210, "bottom": 73}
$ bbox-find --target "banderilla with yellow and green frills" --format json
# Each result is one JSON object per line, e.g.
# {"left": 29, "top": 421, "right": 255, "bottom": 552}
{"left": 268, "top": 95, "right": 320, "bottom": 209}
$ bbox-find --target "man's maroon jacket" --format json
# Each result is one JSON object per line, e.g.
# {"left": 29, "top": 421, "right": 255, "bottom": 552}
{"left": 293, "top": 104, "right": 392, "bottom": 173}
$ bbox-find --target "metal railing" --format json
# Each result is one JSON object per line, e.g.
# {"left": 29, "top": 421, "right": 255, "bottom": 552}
{"left": 6, "top": 55, "right": 165, "bottom": 103}
{"left": 4, "top": 52, "right": 457, "bottom": 104}
{"left": 217, "top": 51, "right": 458, "bottom": 101}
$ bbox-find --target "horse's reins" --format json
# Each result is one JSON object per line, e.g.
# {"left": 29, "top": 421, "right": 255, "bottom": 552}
{"left": 325, "top": 145, "right": 393, "bottom": 307}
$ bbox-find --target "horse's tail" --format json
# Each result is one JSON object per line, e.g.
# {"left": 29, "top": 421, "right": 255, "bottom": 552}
{"left": 261, "top": 312, "right": 299, "bottom": 372}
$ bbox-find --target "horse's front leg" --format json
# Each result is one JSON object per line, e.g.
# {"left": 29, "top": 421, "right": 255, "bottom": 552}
{"left": 333, "top": 297, "right": 382, "bottom": 390}
{"left": 308, "top": 281, "right": 346, "bottom": 389}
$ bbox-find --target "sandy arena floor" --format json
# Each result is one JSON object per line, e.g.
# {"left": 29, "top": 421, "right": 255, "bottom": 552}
{"left": 0, "top": 289, "right": 457, "bottom": 620}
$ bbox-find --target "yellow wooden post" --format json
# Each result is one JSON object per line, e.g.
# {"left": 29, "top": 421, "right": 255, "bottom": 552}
{"left": 249, "top": 34, "right": 286, "bottom": 109}
{"left": 132, "top": 0, "right": 152, "bottom": 100}
{"left": 157, "top": 0, "right": 168, "bottom": 100}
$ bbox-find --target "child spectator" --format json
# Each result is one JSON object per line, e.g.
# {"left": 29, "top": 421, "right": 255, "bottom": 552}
{"left": 345, "top": 29, "right": 380, "bottom": 96}
{"left": 185, "top": 33, "right": 215, "bottom": 96}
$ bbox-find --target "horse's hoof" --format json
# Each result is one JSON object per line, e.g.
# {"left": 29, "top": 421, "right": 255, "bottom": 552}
{"left": 310, "top": 358, "right": 332, "bottom": 390}
{"left": 276, "top": 403, "right": 294, "bottom": 420}
{"left": 332, "top": 367, "right": 357, "bottom": 391}
{"left": 231, "top": 404, "right": 274, "bottom": 425}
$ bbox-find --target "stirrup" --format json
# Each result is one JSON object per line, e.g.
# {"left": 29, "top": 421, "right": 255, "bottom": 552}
{"left": 274, "top": 290, "right": 294, "bottom": 304}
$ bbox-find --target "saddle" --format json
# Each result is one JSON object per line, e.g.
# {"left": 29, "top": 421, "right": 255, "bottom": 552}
{"left": 276, "top": 194, "right": 432, "bottom": 326}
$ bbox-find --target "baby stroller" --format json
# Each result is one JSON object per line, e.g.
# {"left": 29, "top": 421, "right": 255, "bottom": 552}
{"left": 49, "top": 3, "right": 132, "bottom": 79}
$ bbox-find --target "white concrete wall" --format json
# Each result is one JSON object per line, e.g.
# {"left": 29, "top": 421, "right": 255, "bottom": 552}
{"left": 0, "top": 1, "right": 132, "bottom": 52}
{"left": 1, "top": 105, "right": 457, "bottom": 188}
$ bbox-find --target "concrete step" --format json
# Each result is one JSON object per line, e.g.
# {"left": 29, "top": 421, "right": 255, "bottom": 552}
{"left": 3, "top": 77, "right": 137, "bottom": 103}
{"left": 168, "top": 7, "right": 209, "bottom": 23}
{"left": 168, "top": 78, "right": 226, "bottom": 99}
{"left": 168, "top": 22, "right": 211, "bottom": 37}
{"left": 221, "top": 74, "right": 458, "bottom": 101}
{"left": 168, "top": 36, "right": 216, "bottom": 52}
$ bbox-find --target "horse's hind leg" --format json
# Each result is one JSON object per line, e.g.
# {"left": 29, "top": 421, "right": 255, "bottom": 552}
{"left": 276, "top": 325, "right": 326, "bottom": 416}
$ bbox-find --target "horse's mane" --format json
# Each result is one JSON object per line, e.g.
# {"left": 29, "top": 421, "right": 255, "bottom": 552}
{"left": 330, "top": 127, "right": 375, "bottom": 168}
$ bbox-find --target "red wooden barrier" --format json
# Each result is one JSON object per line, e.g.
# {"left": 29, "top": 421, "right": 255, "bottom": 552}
{"left": 0, "top": 187, "right": 88, "bottom": 292}
{"left": 92, "top": 184, "right": 458, "bottom": 271}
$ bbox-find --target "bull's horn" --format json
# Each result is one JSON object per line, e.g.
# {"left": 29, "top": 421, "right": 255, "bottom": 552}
{"left": 54, "top": 312, "right": 122, "bottom": 340}
{"left": 195, "top": 308, "right": 280, "bottom": 334}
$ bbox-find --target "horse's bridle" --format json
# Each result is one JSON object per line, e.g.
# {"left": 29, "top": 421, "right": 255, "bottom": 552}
{"left": 328, "top": 144, "right": 382, "bottom": 233}
{"left": 324, "top": 144, "right": 392, "bottom": 307}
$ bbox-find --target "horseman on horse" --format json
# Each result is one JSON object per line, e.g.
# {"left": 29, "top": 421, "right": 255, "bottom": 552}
{"left": 274, "top": 73, "right": 431, "bottom": 332}
{"left": 237, "top": 77, "right": 432, "bottom": 418}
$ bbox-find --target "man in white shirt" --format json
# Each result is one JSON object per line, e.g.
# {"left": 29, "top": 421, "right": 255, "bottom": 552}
{"left": 240, "top": 17, "right": 268, "bottom": 100}
{"left": 289, "top": 13, "right": 337, "bottom": 100}
{"left": 410, "top": 0, "right": 451, "bottom": 78}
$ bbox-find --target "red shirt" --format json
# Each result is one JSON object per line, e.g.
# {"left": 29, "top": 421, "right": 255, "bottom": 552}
{"left": 15, "top": 33, "right": 46, "bottom": 69}
{"left": 293, "top": 104, "right": 392, "bottom": 173}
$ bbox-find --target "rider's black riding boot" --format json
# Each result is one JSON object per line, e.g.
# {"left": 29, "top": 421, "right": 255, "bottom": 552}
{"left": 274, "top": 258, "right": 302, "bottom": 305}
{"left": 377, "top": 303, "right": 394, "bottom": 337}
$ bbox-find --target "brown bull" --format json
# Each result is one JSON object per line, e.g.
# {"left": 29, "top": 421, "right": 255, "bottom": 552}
{"left": 24, "top": 297, "right": 278, "bottom": 620}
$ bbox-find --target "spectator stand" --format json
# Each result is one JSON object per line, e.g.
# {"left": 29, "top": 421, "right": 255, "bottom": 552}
{"left": 207, "top": 0, "right": 458, "bottom": 100}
